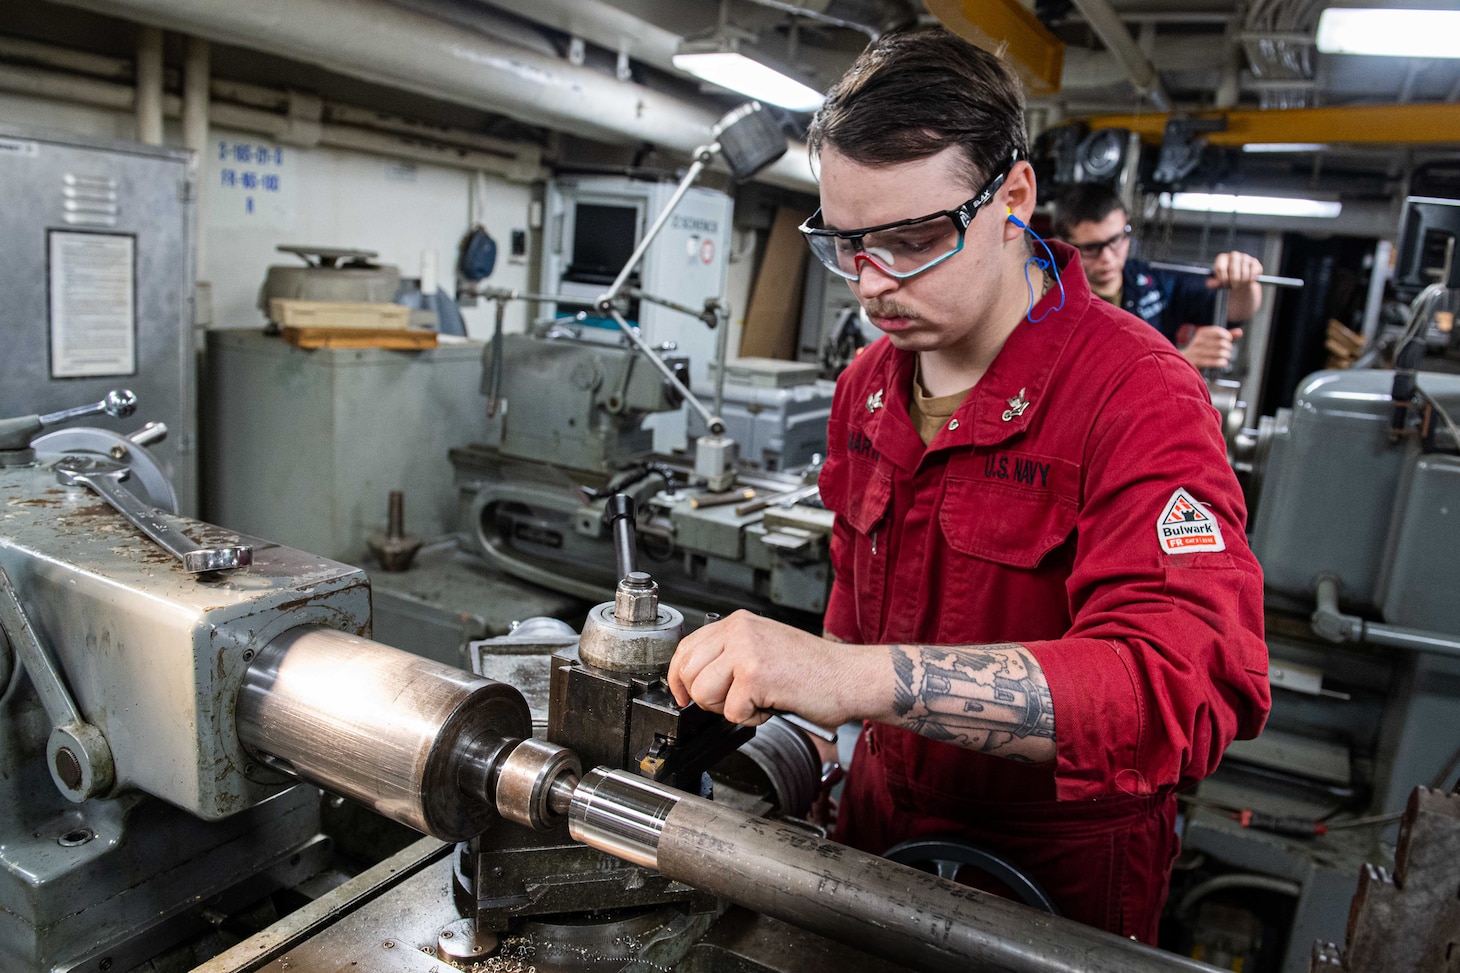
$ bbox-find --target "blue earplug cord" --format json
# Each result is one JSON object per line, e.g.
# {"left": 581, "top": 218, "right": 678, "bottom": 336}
{"left": 1007, "top": 211, "right": 1066, "bottom": 323}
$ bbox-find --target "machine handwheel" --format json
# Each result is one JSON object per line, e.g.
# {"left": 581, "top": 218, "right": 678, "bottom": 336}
{"left": 883, "top": 836, "right": 1061, "bottom": 915}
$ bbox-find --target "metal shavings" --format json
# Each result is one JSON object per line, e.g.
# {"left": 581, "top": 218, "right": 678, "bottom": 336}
{"left": 468, "top": 936, "right": 536, "bottom": 971}
{"left": 464, "top": 952, "right": 534, "bottom": 970}
{"left": 466, "top": 960, "right": 536, "bottom": 973}
{"left": 472, "top": 931, "right": 673, "bottom": 973}
{"left": 497, "top": 936, "right": 537, "bottom": 961}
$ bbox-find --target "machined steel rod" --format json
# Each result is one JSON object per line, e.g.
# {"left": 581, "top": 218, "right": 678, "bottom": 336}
{"left": 712, "top": 295, "right": 730, "bottom": 422}
{"left": 569, "top": 769, "right": 1218, "bottom": 973}
{"left": 1146, "top": 260, "right": 1304, "bottom": 289}
{"left": 475, "top": 287, "right": 576, "bottom": 305}
{"left": 606, "top": 306, "right": 722, "bottom": 434}
{"left": 627, "top": 287, "right": 718, "bottom": 327}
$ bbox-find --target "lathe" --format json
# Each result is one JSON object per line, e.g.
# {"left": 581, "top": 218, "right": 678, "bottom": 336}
{"left": 0, "top": 392, "right": 1239, "bottom": 973}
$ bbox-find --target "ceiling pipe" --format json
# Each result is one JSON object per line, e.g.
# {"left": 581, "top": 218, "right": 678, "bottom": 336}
{"left": 183, "top": 36, "right": 209, "bottom": 271}
{"left": 182, "top": 37, "right": 209, "bottom": 153}
{"left": 1214, "top": 15, "right": 1241, "bottom": 109}
{"left": 45, "top": 0, "right": 816, "bottom": 193}
{"left": 1067, "top": 0, "right": 1172, "bottom": 111}
{"left": 0, "top": 34, "right": 545, "bottom": 174}
{"left": 741, "top": 0, "right": 919, "bottom": 40}
{"left": 0, "top": 60, "right": 138, "bottom": 111}
{"left": 0, "top": 58, "right": 547, "bottom": 183}
{"left": 0, "top": 36, "right": 133, "bottom": 80}
{"left": 745, "top": 0, "right": 878, "bottom": 38}
{"left": 382, "top": 0, "right": 561, "bottom": 60}
{"left": 472, "top": 0, "right": 683, "bottom": 75}
{"left": 134, "top": 24, "right": 163, "bottom": 144}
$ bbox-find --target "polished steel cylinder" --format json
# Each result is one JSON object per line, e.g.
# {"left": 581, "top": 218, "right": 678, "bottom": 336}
{"left": 570, "top": 769, "right": 1216, "bottom": 973}
{"left": 494, "top": 737, "right": 580, "bottom": 831}
{"left": 568, "top": 767, "right": 682, "bottom": 869}
{"left": 236, "top": 626, "right": 530, "bottom": 840}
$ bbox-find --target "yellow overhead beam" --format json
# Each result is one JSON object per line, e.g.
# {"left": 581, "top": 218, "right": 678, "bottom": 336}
{"left": 926, "top": 0, "right": 1064, "bottom": 96}
{"left": 1080, "top": 103, "right": 1460, "bottom": 146}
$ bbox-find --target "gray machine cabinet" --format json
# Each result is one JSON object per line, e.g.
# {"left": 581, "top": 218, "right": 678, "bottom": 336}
{"left": 0, "top": 124, "right": 197, "bottom": 512}
{"left": 205, "top": 330, "right": 493, "bottom": 566}
{"left": 1252, "top": 370, "right": 1415, "bottom": 608}
{"left": 696, "top": 359, "right": 835, "bottom": 472}
{"left": 1253, "top": 368, "right": 1460, "bottom": 620}
{"left": 1378, "top": 451, "right": 1460, "bottom": 632}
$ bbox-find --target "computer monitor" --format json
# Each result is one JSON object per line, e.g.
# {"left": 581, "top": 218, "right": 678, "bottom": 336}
{"left": 1395, "top": 196, "right": 1460, "bottom": 298}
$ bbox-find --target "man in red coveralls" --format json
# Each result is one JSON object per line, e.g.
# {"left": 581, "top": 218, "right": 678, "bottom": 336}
{"left": 668, "top": 27, "right": 1270, "bottom": 943}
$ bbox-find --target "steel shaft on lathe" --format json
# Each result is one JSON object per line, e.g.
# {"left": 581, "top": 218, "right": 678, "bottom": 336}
{"left": 569, "top": 768, "right": 1217, "bottom": 973}
{"left": 236, "top": 626, "right": 530, "bottom": 840}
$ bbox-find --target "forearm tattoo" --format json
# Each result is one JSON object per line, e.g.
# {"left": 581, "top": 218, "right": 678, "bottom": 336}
{"left": 889, "top": 644, "right": 1055, "bottom": 757}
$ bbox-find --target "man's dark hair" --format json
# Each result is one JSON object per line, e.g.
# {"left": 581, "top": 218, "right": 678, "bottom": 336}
{"left": 806, "top": 27, "right": 1028, "bottom": 192}
{"left": 1050, "top": 183, "right": 1128, "bottom": 238}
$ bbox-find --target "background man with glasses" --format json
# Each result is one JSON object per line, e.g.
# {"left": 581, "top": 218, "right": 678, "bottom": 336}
{"left": 668, "top": 27, "right": 1268, "bottom": 945}
{"left": 1053, "top": 183, "right": 1264, "bottom": 370}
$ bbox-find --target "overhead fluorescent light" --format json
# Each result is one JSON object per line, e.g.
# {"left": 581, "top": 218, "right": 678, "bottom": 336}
{"left": 1316, "top": 8, "right": 1460, "bottom": 58}
{"left": 674, "top": 44, "right": 825, "bottom": 112}
{"left": 1161, "top": 192, "right": 1344, "bottom": 219}
{"left": 1242, "top": 143, "right": 1329, "bottom": 153}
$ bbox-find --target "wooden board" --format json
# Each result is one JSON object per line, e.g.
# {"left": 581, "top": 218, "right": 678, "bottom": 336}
{"left": 740, "top": 206, "right": 813, "bottom": 361}
{"left": 281, "top": 326, "right": 438, "bottom": 350}
{"left": 269, "top": 298, "right": 411, "bottom": 330}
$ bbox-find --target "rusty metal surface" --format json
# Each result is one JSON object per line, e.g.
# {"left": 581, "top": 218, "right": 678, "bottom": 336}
{"left": 0, "top": 459, "right": 369, "bottom": 818}
{"left": 192, "top": 841, "right": 692, "bottom": 973}
{"left": 191, "top": 837, "right": 934, "bottom": 973}
{"left": 1312, "top": 785, "right": 1460, "bottom": 972}
{"left": 464, "top": 823, "right": 704, "bottom": 933}
{"left": 191, "top": 837, "right": 454, "bottom": 973}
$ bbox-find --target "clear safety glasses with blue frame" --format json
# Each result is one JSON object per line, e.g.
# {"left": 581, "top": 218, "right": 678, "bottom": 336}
{"left": 799, "top": 152, "right": 1018, "bottom": 282}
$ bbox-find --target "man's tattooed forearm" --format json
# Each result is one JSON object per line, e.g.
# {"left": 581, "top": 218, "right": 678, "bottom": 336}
{"left": 891, "top": 646, "right": 917, "bottom": 716}
{"left": 887, "top": 644, "right": 1056, "bottom": 753}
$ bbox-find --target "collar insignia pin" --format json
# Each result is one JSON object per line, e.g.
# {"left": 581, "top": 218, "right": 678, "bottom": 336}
{"left": 1001, "top": 388, "right": 1030, "bottom": 422}
{"left": 866, "top": 389, "right": 884, "bottom": 414}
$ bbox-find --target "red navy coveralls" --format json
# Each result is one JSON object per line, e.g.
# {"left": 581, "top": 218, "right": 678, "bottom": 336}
{"left": 817, "top": 241, "right": 1270, "bottom": 942}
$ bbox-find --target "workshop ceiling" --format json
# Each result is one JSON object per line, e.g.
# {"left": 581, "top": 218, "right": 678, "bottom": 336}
{"left": 5, "top": 0, "right": 1456, "bottom": 200}
{"left": 447, "top": 0, "right": 1460, "bottom": 203}
{"left": 465, "top": 0, "right": 1460, "bottom": 118}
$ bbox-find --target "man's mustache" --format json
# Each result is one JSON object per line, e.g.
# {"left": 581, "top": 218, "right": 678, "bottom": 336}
{"left": 862, "top": 301, "right": 919, "bottom": 320}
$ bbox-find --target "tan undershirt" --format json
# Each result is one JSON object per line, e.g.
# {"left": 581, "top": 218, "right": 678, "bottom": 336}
{"left": 910, "top": 360, "right": 973, "bottom": 446}
{"left": 907, "top": 265, "right": 1055, "bottom": 444}
{"left": 1096, "top": 286, "right": 1122, "bottom": 307}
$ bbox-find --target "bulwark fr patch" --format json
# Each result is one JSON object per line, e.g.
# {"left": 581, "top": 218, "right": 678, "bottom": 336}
{"left": 1156, "top": 487, "right": 1226, "bottom": 554}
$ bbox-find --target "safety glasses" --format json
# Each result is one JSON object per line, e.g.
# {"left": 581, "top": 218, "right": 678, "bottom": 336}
{"left": 1068, "top": 225, "right": 1132, "bottom": 261}
{"left": 799, "top": 154, "right": 1015, "bottom": 282}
